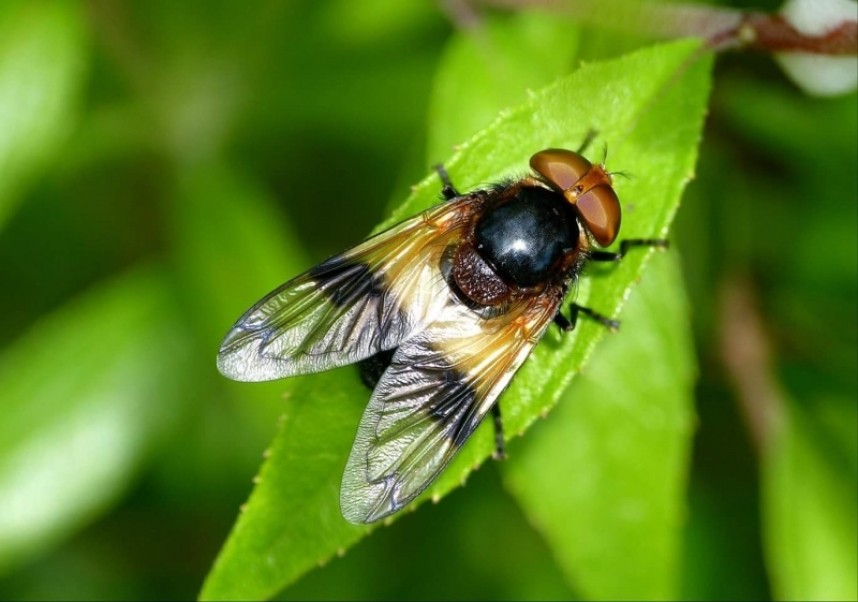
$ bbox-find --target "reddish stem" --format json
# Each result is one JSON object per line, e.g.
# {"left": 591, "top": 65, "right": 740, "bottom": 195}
{"left": 743, "top": 12, "right": 858, "bottom": 55}
{"left": 468, "top": 0, "right": 858, "bottom": 56}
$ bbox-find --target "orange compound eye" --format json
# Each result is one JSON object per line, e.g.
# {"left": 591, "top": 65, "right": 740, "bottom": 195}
{"left": 577, "top": 185, "right": 621, "bottom": 247}
{"left": 530, "top": 149, "right": 592, "bottom": 192}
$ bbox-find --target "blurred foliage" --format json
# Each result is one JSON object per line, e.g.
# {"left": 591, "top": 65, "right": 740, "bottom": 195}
{"left": 0, "top": 1, "right": 855, "bottom": 601}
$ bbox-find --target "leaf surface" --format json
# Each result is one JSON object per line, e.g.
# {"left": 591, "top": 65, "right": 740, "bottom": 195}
{"left": 503, "top": 251, "right": 696, "bottom": 600}
{"left": 0, "top": 1, "right": 88, "bottom": 228}
{"left": 0, "top": 269, "right": 191, "bottom": 575}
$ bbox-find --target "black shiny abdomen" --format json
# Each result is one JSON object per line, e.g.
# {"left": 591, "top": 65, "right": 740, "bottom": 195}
{"left": 474, "top": 186, "right": 578, "bottom": 287}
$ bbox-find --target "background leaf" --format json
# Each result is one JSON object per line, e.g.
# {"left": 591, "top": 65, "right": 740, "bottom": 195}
{"left": 503, "top": 251, "right": 696, "bottom": 600}
{"left": 674, "top": 70, "right": 857, "bottom": 601}
{"left": 0, "top": 268, "right": 191, "bottom": 574}
{"left": 170, "top": 162, "right": 310, "bottom": 420}
{"left": 200, "top": 40, "right": 712, "bottom": 601}
{"left": 763, "top": 400, "right": 858, "bottom": 602}
{"left": 426, "top": 11, "right": 579, "bottom": 162}
{"left": 0, "top": 1, "right": 88, "bottom": 229}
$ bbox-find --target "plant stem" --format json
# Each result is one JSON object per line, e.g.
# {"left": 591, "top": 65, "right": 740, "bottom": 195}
{"left": 469, "top": 0, "right": 858, "bottom": 55}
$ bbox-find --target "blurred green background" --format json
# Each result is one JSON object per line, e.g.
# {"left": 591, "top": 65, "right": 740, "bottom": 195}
{"left": 0, "top": 0, "right": 855, "bottom": 600}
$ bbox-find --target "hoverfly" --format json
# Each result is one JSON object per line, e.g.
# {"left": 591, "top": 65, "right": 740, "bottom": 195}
{"left": 217, "top": 141, "right": 666, "bottom": 524}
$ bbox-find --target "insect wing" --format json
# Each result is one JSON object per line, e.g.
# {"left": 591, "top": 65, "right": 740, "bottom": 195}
{"left": 217, "top": 199, "right": 474, "bottom": 382}
{"left": 340, "top": 286, "right": 563, "bottom": 523}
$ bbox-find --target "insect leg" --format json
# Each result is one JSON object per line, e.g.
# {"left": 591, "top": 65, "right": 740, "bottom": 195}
{"left": 433, "top": 163, "right": 460, "bottom": 201}
{"left": 491, "top": 403, "right": 507, "bottom": 460}
{"left": 555, "top": 303, "right": 620, "bottom": 331}
{"left": 553, "top": 312, "right": 573, "bottom": 331}
{"left": 588, "top": 238, "right": 669, "bottom": 262}
{"left": 557, "top": 239, "right": 667, "bottom": 332}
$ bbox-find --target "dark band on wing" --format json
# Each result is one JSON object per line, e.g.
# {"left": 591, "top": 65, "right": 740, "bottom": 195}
{"left": 358, "top": 347, "right": 397, "bottom": 390}
{"left": 309, "top": 256, "right": 386, "bottom": 307}
{"left": 414, "top": 343, "right": 481, "bottom": 448}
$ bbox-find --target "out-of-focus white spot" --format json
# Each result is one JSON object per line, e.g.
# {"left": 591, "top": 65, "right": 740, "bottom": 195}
{"left": 781, "top": 0, "right": 857, "bottom": 36}
{"left": 777, "top": 0, "right": 857, "bottom": 96}
{"left": 776, "top": 53, "right": 858, "bottom": 95}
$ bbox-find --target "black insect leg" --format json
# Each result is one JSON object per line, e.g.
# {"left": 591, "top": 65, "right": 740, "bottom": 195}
{"left": 555, "top": 303, "right": 620, "bottom": 332}
{"left": 433, "top": 163, "right": 460, "bottom": 201}
{"left": 491, "top": 403, "right": 507, "bottom": 460}
{"left": 553, "top": 239, "right": 668, "bottom": 333}
{"left": 588, "top": 238, "right": 669, "bottom": 262}
{"left": 553, "top": 312, "right": 573, "bottom": 331}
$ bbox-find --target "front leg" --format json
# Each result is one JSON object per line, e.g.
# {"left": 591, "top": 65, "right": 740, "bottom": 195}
{"left": 433, "top": 163, "right": 460, "bottom": 201}
{"left": 555, "top": 303, "right": 620, "bottom": 332}
{"left": 589, "top": 238, "right": 669, "bottom": 262}
{"left": 555, "top": 238, "right": 668, "bottom": 332}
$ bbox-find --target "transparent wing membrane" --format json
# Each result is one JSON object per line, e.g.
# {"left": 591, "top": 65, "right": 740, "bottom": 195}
{"left": 217, "top": 199, "right": 475, "bottom": 382}
{"left": 341, "top": 287, "right": 562, "bottom": 523}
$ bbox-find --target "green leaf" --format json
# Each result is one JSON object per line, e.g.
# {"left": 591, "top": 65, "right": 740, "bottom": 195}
{"left": 168, "top": 163, "right": 312, "bottom": 480}
{"left": 763, "top": 400, "right": 858, "bottom": 602}
{"left": 0, "top": 268, "right": 192, "bottom": 575}
{"left": 503, "top": 251, "right": 696, "bottom": 600}
{"left": 201, "top": 370, "right": 370, "bottom": 601}
{"left": 200, "top": 40, "right": 712, "bottom": 601}
{"left": 426, "top": 11, "right": 579, "bottom": 162}
{"left": 0, "top": 0, "right": 88, "bottom": 229}
{"left": 170, "top": 163, "right": 309, "bottom": 358}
